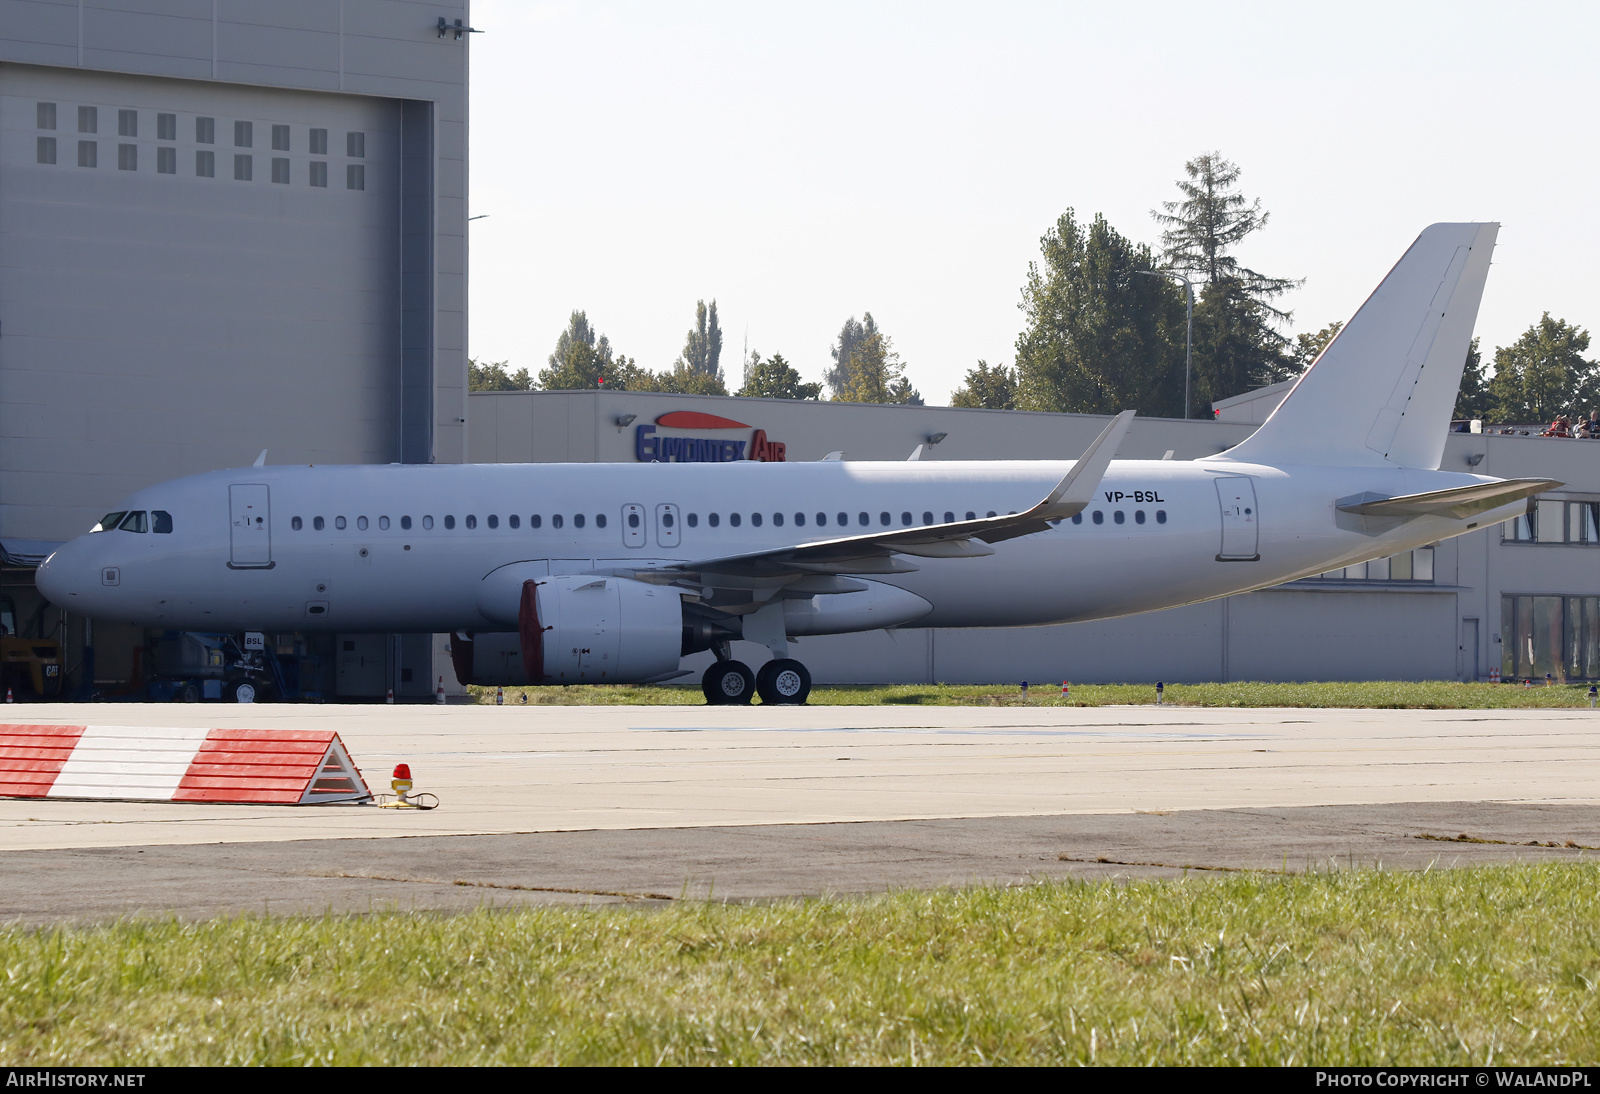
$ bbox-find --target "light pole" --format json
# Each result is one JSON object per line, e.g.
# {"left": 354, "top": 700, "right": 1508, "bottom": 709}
{"left": 1135, "top": 269, "right": 1195, "bottom": 419}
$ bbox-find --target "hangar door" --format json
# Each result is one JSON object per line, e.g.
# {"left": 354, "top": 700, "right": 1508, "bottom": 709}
{"left": 0, "top": 63, "right": 404, "bottom": 541}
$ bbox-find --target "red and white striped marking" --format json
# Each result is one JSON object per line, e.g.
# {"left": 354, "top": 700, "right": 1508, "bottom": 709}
{"left": 0, "top": 725, "right": 371, "bottom": 805}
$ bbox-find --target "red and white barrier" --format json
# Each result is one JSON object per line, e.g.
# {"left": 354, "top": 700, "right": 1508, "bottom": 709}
{"left": 0, "top": 724, "right": 371, "bottom": 804}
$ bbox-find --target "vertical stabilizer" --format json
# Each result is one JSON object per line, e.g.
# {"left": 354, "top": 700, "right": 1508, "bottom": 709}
{"left": 1222, "top": 222, "right": 1497, "bottom": 470}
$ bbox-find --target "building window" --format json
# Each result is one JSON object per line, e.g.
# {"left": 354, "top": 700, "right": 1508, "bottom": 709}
{"left": 1503, "top": 500, "right": 1600, "bottom": 544}
{"left": 118, "top": 109, "right": 137, "bottom": 137}
{"left": 310, "top": 128, "right": 328, "bottom": 155}
{"left": 78, "top": 106, "right": 96, "bottom": 134}
{"left": 234, "top": 154, "right": 252, "bottom": 181}
{"left": 1503, "top": 594, "right": 1600, "bottom": 681}
{"left": 309, "top": 161, "right": 327, "bottom": 187}
{"left": 36, "top": 102, "right": 55, "bottom": 130}
{"left": 196, "top": 150, "right": 215, "bottom": 177}
{"left": 157, "top": 113, "right": 176, "bottom": 141}
{"left": 117, "top": 144, "right": 136, "bottom": 171}
{"left": 77, "top": 141, "right": 96, "bottom": 168}
{"left": 157, "top": 146, "right": 176, "bottom": 174}
{"left": 347, "top": 131, "right": 365, "bottom": 157}
{"left": 196, "top": 116, "right": 214, "bottom": 144}
{"left": 271, "top": 124, "right": 290, "bottom": 151}
{"left": 234, "top": 120, "right": 252, "bottom": 147}
{"left": 346, "top": 164, "right": 365, "bottom": 191}
{"left": 36, "top": 137, "right": 55, "bottom": 165}
{"left": 271, "top": 157, "right": 290, "bottom": 184}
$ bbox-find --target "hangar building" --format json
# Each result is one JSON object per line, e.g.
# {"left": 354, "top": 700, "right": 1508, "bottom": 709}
{"left": 0, "top": 0, "right": 469, "bottom": 698}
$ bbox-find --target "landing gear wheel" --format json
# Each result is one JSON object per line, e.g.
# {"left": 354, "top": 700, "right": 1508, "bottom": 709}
{"left": 228, "top": 681, "right": 257, "bottom": 704}
{"left": 702, "top": 661, "right": 755, "bottom": 705}
{"left": 756, "top": 659, "right": 811, "bottom": 705}
{"left": 177, "top": 684, "right": 200, "bottom": 704}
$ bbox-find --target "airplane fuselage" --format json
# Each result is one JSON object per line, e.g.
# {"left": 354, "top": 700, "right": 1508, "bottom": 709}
{"left": 35, "top": 457, "right": 1515, "bottom": 635}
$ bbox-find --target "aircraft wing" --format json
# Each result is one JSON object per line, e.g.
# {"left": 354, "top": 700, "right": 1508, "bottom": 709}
{"left": 1336, "top": 478, "right": 1561, "bottom": 520}
{"left": 626, "top": 411, "right": 1134, "bottom": 584}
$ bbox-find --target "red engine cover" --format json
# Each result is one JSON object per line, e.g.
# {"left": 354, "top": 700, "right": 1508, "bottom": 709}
{"left": 518, "top": 579, "right": 544, "bottom": 683}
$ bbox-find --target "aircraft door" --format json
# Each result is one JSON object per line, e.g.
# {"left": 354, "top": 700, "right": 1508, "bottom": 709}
{"left": 1214, "top": 476, "right": 1260, "bottom": 561}
{"left": 228, "top": 483, "right": 273, "bottom": 568}
{"left": 656, "top": 503, "right": 680, "bottom": 548}
{"left": 622, "top": 503, "right": 646, "bottom": 548}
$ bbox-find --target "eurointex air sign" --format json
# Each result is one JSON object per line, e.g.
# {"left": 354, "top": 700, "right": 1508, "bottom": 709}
{"left": 634, "top": 411, "right": 787, "bottom": 463}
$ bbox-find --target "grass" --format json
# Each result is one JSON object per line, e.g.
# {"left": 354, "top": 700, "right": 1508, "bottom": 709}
{"left": 5, "top": 865, "right": 1600, "bottom": 1065}
{"left": 470, "top": 679, "right": 1600, "bottom": 709}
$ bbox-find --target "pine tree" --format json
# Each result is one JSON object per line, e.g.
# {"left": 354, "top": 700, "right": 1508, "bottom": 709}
{"left": 1153, "top": 154, "right": 1297, "bottom": 405}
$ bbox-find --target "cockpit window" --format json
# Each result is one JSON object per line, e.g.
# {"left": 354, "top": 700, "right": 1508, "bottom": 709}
{"left": 92, "top": 511, "right": 127, "bottom": 533}
{"left": 117, "top": 511, "right": 148, "bottom": 533}
{"left": 151, "top": 510, "right": 173, "bottom": 534}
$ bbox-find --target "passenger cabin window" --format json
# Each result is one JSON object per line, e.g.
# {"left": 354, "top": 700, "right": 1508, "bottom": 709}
{"left": 574, "top": 514, "right": 586, "bottom": 529}
{"left": 444, "top": 516, "right": 455, "bottom": 529}
{"left": 291, "top": 516, "right": 303, "bottom": 531}
{"left": 595, "top": 514, "right": 606, "bottom": 529}
{"left": 729, "top": 513, "right": 741, "bottom": 527}
{"left": 92, "top": 511, "right": 127, "bottom": 533}
{"left": 314, "top": 517, "right": 325, "bottom": 530}
{"left": 530, "top": 515, "right": 541, "bottom": 529}
{"left": 750, "top": 513, "right": 761, "bottom": 527}
{"left": 487, "top": 515, "right": 498, "bottom": 529}
{"left": 708, "top": 513, "right": 719, "bottom": 527}
{"left": 552, "top": 515, "right": 563, "bottom": 529}
{"left": 465, "top": 515, "right": 477, "bottom": 529}
{"left": 335, "top": 516, "right": 347, "bottom": 530}
{"left": 400, "top": 516, "right": 411, "bottom": 530}
{"left": 507, "top": 515, "right": 518, "bottom": 529}
{"left": 357, "top": 516, "right": 368, "bottom": 530}
{"left": 686, "top": 514, "right": 698, "bottom": 528}
{"left": 422, "top": 516, "right": 433, "bottom": 529}
{"left": 379, "top": 516, "right": 390, "bottom": 530}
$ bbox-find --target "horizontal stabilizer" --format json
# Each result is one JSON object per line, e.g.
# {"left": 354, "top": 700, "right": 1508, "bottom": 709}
{"left": 1336, "top": 478, "right": 1561, "bottom": 520}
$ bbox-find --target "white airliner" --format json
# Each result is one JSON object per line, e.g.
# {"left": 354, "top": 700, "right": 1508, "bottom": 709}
{"left": 35, "top": 223, "right": 1556, "bottom": 705}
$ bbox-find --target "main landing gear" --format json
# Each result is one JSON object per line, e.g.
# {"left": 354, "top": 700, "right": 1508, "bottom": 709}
{"left": 700, "top": 643, "right": 812, "bottom": 706}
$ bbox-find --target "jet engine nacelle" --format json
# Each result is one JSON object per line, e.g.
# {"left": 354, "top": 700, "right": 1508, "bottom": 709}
{"left": 463, "top": 574, "right": 685, "bottom": 685}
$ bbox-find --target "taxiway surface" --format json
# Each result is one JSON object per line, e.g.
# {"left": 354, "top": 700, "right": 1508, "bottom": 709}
{"left": 0, "top": 702, "right": 1595, "bottom": 921}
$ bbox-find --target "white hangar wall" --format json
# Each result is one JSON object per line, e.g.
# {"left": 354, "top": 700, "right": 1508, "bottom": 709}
{"left": 469, "top": 389, "right": 1600, "bottom": 685}
{"left": 0, "top": 1, "right": 470, "bottom": 545}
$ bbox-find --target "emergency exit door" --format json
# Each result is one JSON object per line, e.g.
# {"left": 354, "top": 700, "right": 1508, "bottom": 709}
{"left": 1214, "top": 476, "right": 1260, "bottom": 561}
{"left": 228, "top": 484, "right": 273, "bottom": 568}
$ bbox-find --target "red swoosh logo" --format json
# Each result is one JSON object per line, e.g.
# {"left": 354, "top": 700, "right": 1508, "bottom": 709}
{"left": 654, "top": 411, "right": 752, "bottom": 430}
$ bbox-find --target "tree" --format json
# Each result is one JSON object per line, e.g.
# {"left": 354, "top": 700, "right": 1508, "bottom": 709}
{"left": 826, "top": 314, "right": 880, "bottom": 396}
{"left": 1153, "top": 152, "right": 1298, "bottom": 314}
{"left": 1153, "top": 154, "right": 1298, "bottom": 406}
{"left": 468, "top": 358, "right": 532, "bottom": 392}
{"left": 831, "top": 329, "right": 918, "bottom": 404}
{"left": 1287, "top": 321, "right": 1343, "bottom": 375}
{"left": 949, "top": 360, "right": 1019, "bottom": 409}
{"left": 1487, "top": 315, "right": 1596, "bottom": 423}
{"left": 1013, "top": 210, "right": 1186, "bottom": 417}
{"left": 537, "top": 311, "right": 621, "bottom": 390}
{"left": 1453, "top": 337, "right": 1492, "bottom": 420}
{"left": 674, "top": 300, "right": 724, "bottom": 386}
{"left": 738, "top": 353, "right": 822, "bottom": 400}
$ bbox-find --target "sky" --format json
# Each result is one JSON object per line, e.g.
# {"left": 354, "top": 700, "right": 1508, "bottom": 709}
{"left": 466, "top": 1, "right": 1600, "bottom": 405}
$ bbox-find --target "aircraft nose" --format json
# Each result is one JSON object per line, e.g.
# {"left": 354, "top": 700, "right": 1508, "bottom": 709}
{"left": 34, "top": 539, "right": 92, "bottom": 609}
